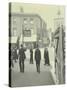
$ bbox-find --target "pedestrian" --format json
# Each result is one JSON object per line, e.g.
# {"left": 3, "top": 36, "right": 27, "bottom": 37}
{"left": 11, "top": 49, "right": 14, "bottom": 68}
{"left": 35, "top": 45, "right": 41, "bottom": 73}
{"left": 30, "top": 48, "right": 33, "bottom": 64}
{"left": 9, "top": 47, "right": 14, "bottom": 70}
{"left": 12, "top": 46, "right": 17, "bottom": 63}
{"left": 14, "top": 46, "right": 18, "bottom": 62}
{"left": 19, "top": 44, "right": 26, "bottom": 73}
{"left": 44, "top": 47, "right": 50, "bottom": 65}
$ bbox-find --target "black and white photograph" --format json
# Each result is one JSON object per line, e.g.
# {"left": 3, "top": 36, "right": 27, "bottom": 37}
{"left": 9, "top": 2, "right": 65, "bottom": 87}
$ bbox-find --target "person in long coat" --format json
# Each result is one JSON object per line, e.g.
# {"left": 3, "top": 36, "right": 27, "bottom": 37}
{"left": 44, "top": 48, "right": 50, "bottom": 65}
{"left": 9, "top": 47, "right": 14, "bottom": 70}
{"left": 30, "top": 49, "right": 33, "bottom": 64}
{"left": 12, "top": 47, "right": 17, "bottom": 63}
{"left": 14, "top": 46, "right": 18, "bottom": 62}
{"left": 35, "top": 46, "right": 41, "bottom": 73}
{"left": 19, "top": 44, "right": 26, "bottom": 73}
{"left": 11, "top": 49, "right": 14, "bottom": 68}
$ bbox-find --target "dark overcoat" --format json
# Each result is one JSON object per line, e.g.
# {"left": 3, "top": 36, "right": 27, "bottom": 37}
{"left": 44, "top": 49, "right": 50, "bottom": 64}
{"left": 30, "top": 49, "right": 33, "bottom": 60}
{"left": 19, "top": 48, "right": 26, "bottom": 62}
{"left": 14, "top": 48, "right": 18, "bottom": 59}
{"left": 35, "top": 48, "right": 41, "bottom": 64}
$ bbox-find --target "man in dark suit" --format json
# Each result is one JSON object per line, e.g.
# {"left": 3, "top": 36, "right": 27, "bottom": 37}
{"left": 19, "top": 44, "right": 26, "bottom": 73}
{"left": 35, "top": 45, "right": 41, "bottom": 73}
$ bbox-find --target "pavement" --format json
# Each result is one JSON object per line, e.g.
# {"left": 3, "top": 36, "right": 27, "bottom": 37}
{"left": 11, "top": 47, "right": 55, "bottom": 87}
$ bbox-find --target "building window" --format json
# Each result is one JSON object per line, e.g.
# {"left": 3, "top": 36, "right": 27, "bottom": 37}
{"left": 30, "top": 28, "right": 35, "bottom": 34}
{"left": 24, "top": 25, "right": 28, "bottom": 30}
{"left": 30, "top": 18, "right": 34, "bottom": 24}
{"left": 24, "top": 18, "right": 27, "bottom": 24}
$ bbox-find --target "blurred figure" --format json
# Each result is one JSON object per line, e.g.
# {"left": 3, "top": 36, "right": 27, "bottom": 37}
{"left": 19, "top": 44, "right": 26, "bottom": 73}
{"left": 35, "top": 45, "right": 41, "bottom": 73}
{"left": 12, "top": 46, "right": 17, "bottom": 63}
{"left": 11, "top": 48, "right": 14, "bottom": 68}
{"left": 9, "top": 47, "right": 14, "bottom": 71}
{"left": 30, "top": 48, "right": 33, "bottom": 64}
{"left": 44, "top": 48, "right": 50, "bottom": 65}
{"left": 14, "top": 46, "right": 18, "bottom": 62}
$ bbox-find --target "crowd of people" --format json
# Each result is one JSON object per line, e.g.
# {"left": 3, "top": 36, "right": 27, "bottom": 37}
{"left": 10, "top": 44, "right": 50, "bottom": 74}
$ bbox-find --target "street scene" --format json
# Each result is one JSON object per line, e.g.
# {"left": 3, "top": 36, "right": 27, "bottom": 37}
{"left": 9, "top": 3, "right": 65, "bottom": 87}
{"left": 11, "top": 47, "right": 55, "bottom": 87}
